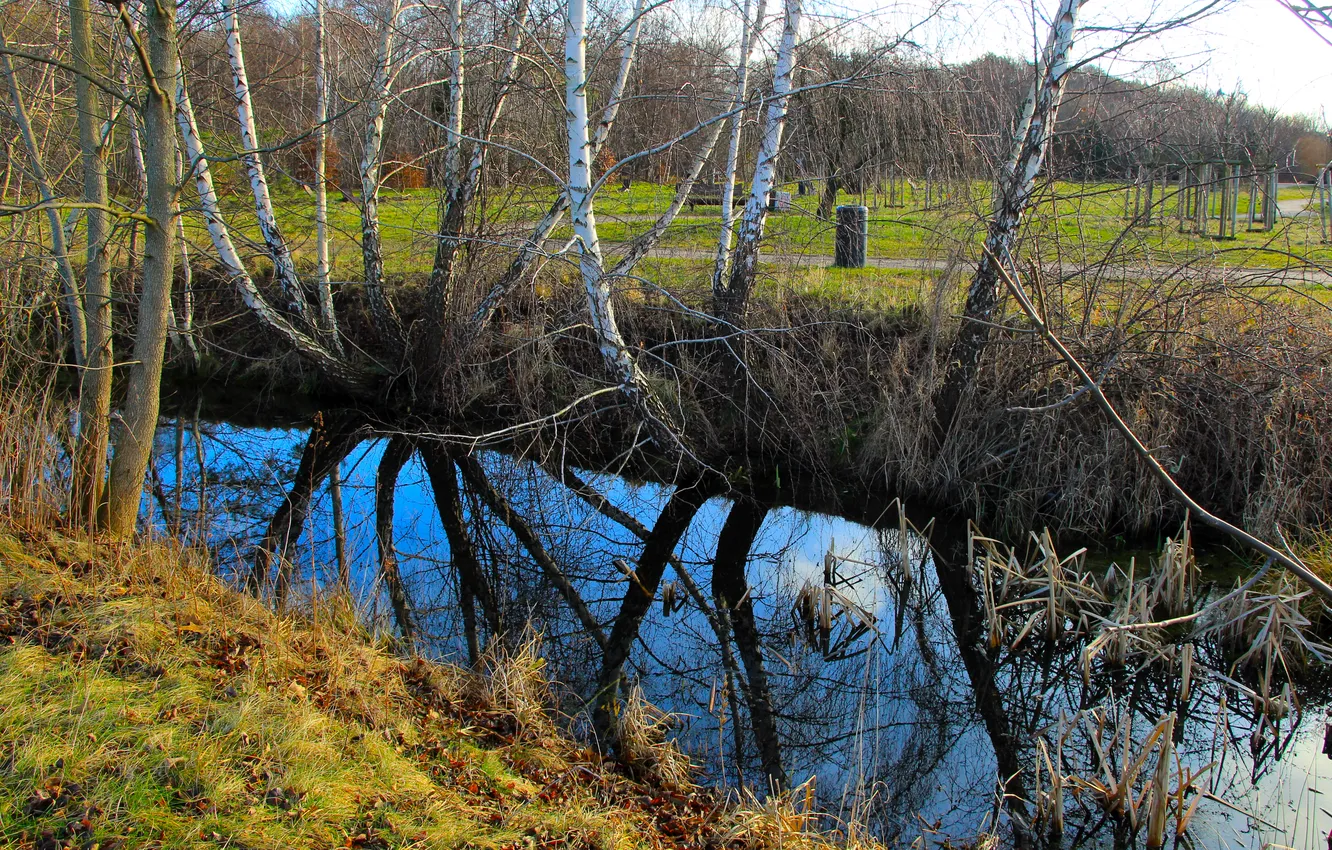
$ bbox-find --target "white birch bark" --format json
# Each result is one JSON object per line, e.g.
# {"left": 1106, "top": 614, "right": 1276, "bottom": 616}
{"left": 220, "top": 0, "right": 309, "bottom": 321}
{"left": 566, "top": 0, "right": 679, "bottom": 452}
{"left": 461, "top": 0, "right": 530, "bottom": 194}
{"left": 712, "top": 0, "right": 767, "bottom": 296}
{"left": 717, "top": 0, "right": 802, "bottom": 321}
{"left": 424, "top": 0, "right": 530, "bottom": 338}
{"left": 1, "top": 49, "right": 86, "bottom": 365}
{"left": 170, "top": 143, "right": 198, "bottom": 366}
{"left": 443, "top": 0, "right": 465, "bottom": 196}
{"left": 177, "top": 69, "right": 366, "bottom": 389}
{"left": 313, "top": 0, "right": 341, "bottom": 349}
{"left": 933, "top": 0, "right": 1081, "bottom": 439}
{"left": 470, "top": 0, "right": 643, "bottom": 331}
{"left": 358, "top": 0, "right": 406, "bottom": 348}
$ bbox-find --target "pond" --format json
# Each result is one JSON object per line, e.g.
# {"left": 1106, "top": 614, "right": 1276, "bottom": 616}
{"left": 143, "top": 418, "right": 1332, "bottom": 850}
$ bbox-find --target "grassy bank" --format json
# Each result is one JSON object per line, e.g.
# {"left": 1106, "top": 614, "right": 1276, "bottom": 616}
{"left": 0, "top": 524, "right": 882, "bottom": 850}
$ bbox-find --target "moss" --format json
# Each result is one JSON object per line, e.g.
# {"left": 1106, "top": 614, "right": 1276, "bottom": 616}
{"left": 0, "top": 526, "right": 893, "bottom": 850}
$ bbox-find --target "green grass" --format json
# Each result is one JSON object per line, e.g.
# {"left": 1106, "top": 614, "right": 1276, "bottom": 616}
{"left": 0, "top": 525, "right": 898, "bottom": 850}
{"left": 167, "top": 176, "right": 1332, "bottom": 296}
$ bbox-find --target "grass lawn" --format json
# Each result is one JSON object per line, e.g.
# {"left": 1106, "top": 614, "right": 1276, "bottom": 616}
{"left": 174, "top": 176, "right": 1332, "bottom": 295}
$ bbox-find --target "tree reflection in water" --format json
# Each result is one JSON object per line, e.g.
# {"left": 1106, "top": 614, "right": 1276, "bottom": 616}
{"left": 151, "top": 421, "right": 1332, "bottom": 850}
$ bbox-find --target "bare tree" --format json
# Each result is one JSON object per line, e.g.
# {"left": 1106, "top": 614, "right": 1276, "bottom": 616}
{"left": 103, "top": 0, "right": 180, "bottom": 535}
{"left": 1, "top": 44, "right": 85, "bottom": 366}
{"left": 68, "top": 0, "right": 112, "bottom": 528}
{"left": 715, "top": 0, "right": 802, "bottom": 323}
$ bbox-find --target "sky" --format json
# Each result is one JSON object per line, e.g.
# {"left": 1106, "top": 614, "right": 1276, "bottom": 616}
{"left": 908, "top": 0, "right": 1332, "bottom": 122}
{"left": 268, "top": 0, "right": 1332, "bottom": 123}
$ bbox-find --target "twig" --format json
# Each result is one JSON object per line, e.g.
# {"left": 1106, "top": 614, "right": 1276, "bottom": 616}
{"left": 989, "top": 252, "right": 1332, "bottom": 604}
{"left": 1007, "top": 355, "right": 1118, "bottom": 414}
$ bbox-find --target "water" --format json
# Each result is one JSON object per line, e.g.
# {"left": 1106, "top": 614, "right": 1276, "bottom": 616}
{"left": 146, "top": 420, "right": 1332, "bottom": 849}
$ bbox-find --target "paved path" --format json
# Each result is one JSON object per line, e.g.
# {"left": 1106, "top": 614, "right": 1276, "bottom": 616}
{"left": 630, "top": 245, "right": 1332, "bottom": 287}
{"left": 1279, "top": 197, "right": 1313, "bottom": 218}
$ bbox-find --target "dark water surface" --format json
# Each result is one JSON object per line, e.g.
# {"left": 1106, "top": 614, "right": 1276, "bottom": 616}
{"left": 146, "top": 421, "right": 1332, "bottom": 849}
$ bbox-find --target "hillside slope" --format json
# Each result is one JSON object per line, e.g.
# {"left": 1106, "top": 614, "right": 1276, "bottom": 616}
{"left": 0, "top": 526, "right": 867, "bottom": 850}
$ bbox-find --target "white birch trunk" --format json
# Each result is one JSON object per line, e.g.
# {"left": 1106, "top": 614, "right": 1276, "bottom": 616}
{"left": 566, "top": 0, "right": 678, "bottom": 451}
{"left": 177, "top": 70, "right": 365, "bottom": 389}
{"left": 592, "top": 0, "right": 646, "bottom": 148}
{"left": 712, "top": 0, "right": 767, "bottom": 295}
{"left": 1, "top": 50, "right": 86, "bottom": 364}
{"left": 933, "top": 0, "right": 1081, "bottom": 439}
{"left": 443, "top": 0, "right": 465, "bottom": 196}
{"left": 221, "top": 0, "right": 308, "bottom": 320}
{"left": 462, "top": 0, "right": 529, "bottom": 194}
{"left": 470, "top": 0, "right": 642, "bottom": 331}
{"left": 358, "top": 0, "right": 406, "bottom": 347}
{"left": 718, "top": 0, "right": 801, "bottom": 321}
{"left": 170, "top": 143, "right": 198, "bottom": 365}
{"left": 425, "top": 0, "right": 530, "bottom": 335}
{"left": 313, "top": 0, "right": 340, "bottom": 349}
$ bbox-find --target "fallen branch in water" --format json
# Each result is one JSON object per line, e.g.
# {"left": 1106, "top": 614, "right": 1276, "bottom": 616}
{"left": 990, "top": 253, "right": 1332, "bottom": 604}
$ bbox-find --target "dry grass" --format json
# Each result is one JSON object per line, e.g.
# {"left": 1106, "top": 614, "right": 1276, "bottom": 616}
{"left": 0, "top": 520, "right": 917, "bottom": 850}
{"left": 971, "top": 520, "right": 1330, "bottom": 708}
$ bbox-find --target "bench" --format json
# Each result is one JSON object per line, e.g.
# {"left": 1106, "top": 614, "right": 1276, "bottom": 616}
{"left": 683, "top": 183, "right": 744, "bottom": 210}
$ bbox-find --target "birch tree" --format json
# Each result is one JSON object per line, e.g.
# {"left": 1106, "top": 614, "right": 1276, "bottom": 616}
{"left": 470, "top": 0, "right": 644, "bottom": 332}
{"left": 358, "top": 0, "right": 408, "bottom": 351}
{"left": 176, "top": 69, "right": 365, "bottom": 388}
{"left": 715, "top": 0, "right": 802, "bottom": 323}
{"left": 220, "top": 0, "right": 310, "bottom": 322}
{"left": 712, "top": 0, "right": 767, "bottom": 295}
{"left": 1, "top": 46, "right": 86, "bottom": 366}
{"left": 421, "top": 0, "right": 531, "bottom": 371}
{"left": 564, "top": 0, "right": 684, "bottom": 454}
{"left": 931, "top": 0, "right": 1081, "bottom": 443}
{"left": 313, "top": 0, "right": 340, "bottom": 347}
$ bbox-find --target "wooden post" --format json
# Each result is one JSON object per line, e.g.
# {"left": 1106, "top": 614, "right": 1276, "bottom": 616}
{"left": 834, "top": 204, "right": 868, "bottom": 268}
{"left": 1265, "top": 167, "right": 1278, "bottom": 232}
{"left": 1144, "top": 167, "right": 1155, "bottom": 225}
{"left": 1227, "top": 165, "right": 1240, "bottom": 238}
{"left": 1177, "top": 167, "right": 1188, "bottom": 233}
{"left": 1247, "top": 171, "right": 1258, "bottom": 230}
{"left": 1195, "top": 163, "right": 1209, "bottom": 233}
{"left": 1319, "top": 166, "right": 1330, "bottom": 243}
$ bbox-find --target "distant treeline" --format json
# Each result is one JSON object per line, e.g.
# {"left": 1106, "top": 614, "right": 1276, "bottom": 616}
{"left": 4, "top": 0, "right": 1324, "bottom": 207}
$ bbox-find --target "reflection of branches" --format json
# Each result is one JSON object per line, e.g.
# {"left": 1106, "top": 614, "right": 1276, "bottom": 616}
{"left": 594, "top": 480, "right": 715, "bottom": 746}
{"left": 713, "top": 498, "right": 787, "bottom": 791}
{"left": 457, "top": 453, "right": 607, "bottom": 649}
{"left": 250, "top": 413, "right": 367, "bottom": 602}
{"left": 376, "top": 436, "right": 417, "bottom": 648}
{"left": 421, "top": 442, "right": 502, "bottom": 663}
